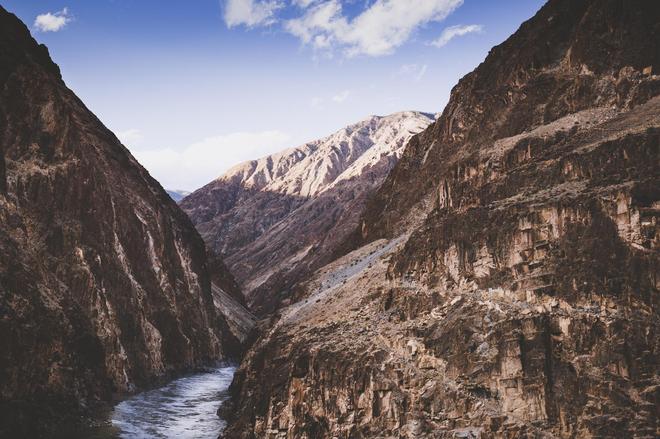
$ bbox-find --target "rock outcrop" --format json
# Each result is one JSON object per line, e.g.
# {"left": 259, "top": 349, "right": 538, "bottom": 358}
{"left": 182, "top": 112, "right": 433, "bottom": 314}
{"left": 0, "top": 7, "right": 250, "bottom": 437}
{"left": 224, "top": 0, "right": 660, "bottom": 437}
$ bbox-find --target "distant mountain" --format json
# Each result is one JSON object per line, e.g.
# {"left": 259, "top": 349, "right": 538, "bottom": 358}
{"left": 166, "top": 189, "right": 191, "bottom": 202}
{"left": 182, "top": 111, "right": 434, "bottom": 313}
{"left": 0, "top": 7, "right": 251, "bottom": 436}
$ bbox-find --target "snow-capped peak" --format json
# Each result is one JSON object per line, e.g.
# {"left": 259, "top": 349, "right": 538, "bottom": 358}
{"left": 217, "top": 111, "right": 434, "bottom": 198}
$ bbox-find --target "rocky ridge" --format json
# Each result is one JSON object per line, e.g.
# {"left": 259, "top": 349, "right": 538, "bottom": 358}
{"left": 182, "top": 111, "right": 434, "bottom": 314}
{"left": 0, "top": 7, "right": 251, "bottom": 437}
{"left": 223, "top": 0, "right": 660, "bottom": 437}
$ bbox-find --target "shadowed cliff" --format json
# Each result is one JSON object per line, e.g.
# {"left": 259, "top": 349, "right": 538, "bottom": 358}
{"left": 0, "top": 7, "right": 249, "bottom": 437}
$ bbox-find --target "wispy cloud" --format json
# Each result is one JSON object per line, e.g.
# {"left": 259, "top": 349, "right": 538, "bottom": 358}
{"left": 431, "top": 24, "right": 483, "bottom": 48}
{"left": 223, "top": 0, "right": 283, "bottom": 28}
{"left": 116, "top": 129, "right": 144, "bottom": 148}
{"left": 34, "top": 7, "right": 72, "bottom": 32}
{"left": 130, "top": 130, "right": 291, "bottom": 190}
{"left": 331, "top": 90, "right": 350, "bottom": 103}
{"left": 285, "top": 0, "right": 464, "bottom": 57}
{"left": 396, "top": 64, "right": 428, "bottom": 82}
{"left": 310, "top": 89, "right": 351, "bottom": 109}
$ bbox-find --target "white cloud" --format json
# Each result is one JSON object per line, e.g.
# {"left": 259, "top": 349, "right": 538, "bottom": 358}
{"left": 292, "top": 0, "right": 318, "bottom": 8}
{"left": 224, "top": 0, "right": 283, "bottom": 28}
{"left": 331, "top": 90, "right": 350, "bottom": 103}
{"left": 130, "top": 131, "right": 291, "bottom": 190}
{"left": 285, "top": 0, "right": 464, "bottom": 57}
{"left": 310, "top": 90, "right": 350, "bottom": 109}
{"left": 116, "top": 129, "right": 144, "bottom": 147}
{"left": 431, "top": 24, "right": 483, "bottom": 48}
{"left": 396, "top": 64, "right": 428, "bottom": 82}
{"left": 34, "top": 8, "right": 72, "bottom": 32}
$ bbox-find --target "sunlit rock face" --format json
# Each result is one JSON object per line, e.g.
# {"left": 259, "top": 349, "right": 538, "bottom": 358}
{"left": 182, "top": 111, "right": 434, "bottom": 315}
{"left": 224, "top": 0, "right": 660, "bottom": 437}
{"left": 0, "top": 7, "right": 244, "bottom": 436}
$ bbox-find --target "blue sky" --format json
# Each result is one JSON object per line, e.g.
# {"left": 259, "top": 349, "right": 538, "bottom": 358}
{"left": 3, "top": 0, "right": 545, "bottom": 190}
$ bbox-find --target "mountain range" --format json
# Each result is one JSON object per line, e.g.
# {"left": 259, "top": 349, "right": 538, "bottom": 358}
{"left": 0, "top": 0, "right": 658, "bottom": 438}
{"left": 181, "top": 111, "right": 434, "bottom": 314}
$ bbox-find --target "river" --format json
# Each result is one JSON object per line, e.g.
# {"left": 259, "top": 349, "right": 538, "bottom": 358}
{"left": 107, "top": 366, "right": 236, "bottom": 438}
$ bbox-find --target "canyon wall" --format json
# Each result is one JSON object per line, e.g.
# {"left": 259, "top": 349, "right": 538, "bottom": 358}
{"left": 0, "top": 7, "right": 247, "bottom": 437}
{"left": 223, "top": 0, "right": 659, "bottom": 437}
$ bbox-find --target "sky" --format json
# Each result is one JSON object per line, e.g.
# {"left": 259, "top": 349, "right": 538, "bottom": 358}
{"left": 3, "top": 0, "right": 546, "bottom": 191}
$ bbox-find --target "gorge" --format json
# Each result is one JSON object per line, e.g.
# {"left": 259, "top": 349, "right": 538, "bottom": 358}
{"left": 0, "top": 0, "right": 659, "bottom": 438}
{"left": 181, "top": 111, "right": 435, "bottom": 315}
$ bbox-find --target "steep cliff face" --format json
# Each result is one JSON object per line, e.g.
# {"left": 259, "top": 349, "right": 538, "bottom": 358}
{"left": 224, "top": 0, "right": 660, "bottom": 437}
{"left": 0, "top": 7, "right": 246, "bottom": 437}
{"left": 182, "top": 112, "right": 433, "bottom": 314}
{"left": 360, "top": 0, "right": 659, "bottom": 241}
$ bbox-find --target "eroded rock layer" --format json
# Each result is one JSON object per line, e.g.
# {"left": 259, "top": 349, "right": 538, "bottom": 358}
{"left": 224, "top": 0, "right": 659, "bottom": 437}
{"left": 0, "top": 7, "right": 245, "bottom": 437}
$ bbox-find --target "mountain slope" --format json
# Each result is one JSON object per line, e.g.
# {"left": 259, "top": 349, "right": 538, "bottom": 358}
{"left": 359, "top": 0, "right": 660, "bottom": 242}
{"left": 182, "top": 111, "right": 433, "bottom": 313}
{"left": 0, "top": 7, "right": 248, "bottom": 437}
{"left": 224, "top": 0, "right": 660, "bottom": 437}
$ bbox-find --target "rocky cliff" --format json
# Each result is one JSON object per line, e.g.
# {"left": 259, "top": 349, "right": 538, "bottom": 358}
{"left": 224, "top": 0, "right": 660, "bottom": 437}
{"left": 182, "top": 112, "right": 433, "bottom": 314}
{"left": 0, "top": 7, "right": 250, "bottom": 437}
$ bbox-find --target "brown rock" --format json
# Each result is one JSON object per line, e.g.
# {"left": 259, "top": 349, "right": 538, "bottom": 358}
{"left": 181, "top": 112, "right": 433, "bottom": 315}
{"left": 0, "top": 6, "right": 250, "bottom": 437}
{"left": 224, "top": 1, "right": 660, "bottom": 438}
